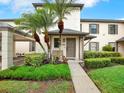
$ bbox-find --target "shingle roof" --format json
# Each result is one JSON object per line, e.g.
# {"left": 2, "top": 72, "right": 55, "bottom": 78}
{"left": 85, "top": 35, "right": 96, "bottom": 40}
{"left": 0, "top": 19, "right": 15, "bottom": 21}
{"left": 48, "top": 29, "right": 89, "bottom": 36}
{"left": 32, "top": 3, "right": 84, "bottom": 9}
{"left": 0, "top": 22, "right": 13, "bottom": 28}
{"left": 81, "top": 19, "right": 124, "bottom": 23}
{"left": 0, "top": 18, "right": 124, "bottom": 23}
{"left": 0, "top": 22, "right": 33, "bottom": 39}
{"left": 48, "top": 29, "right": 96, "bottom": 40}
{"left": 116, "top": 37, "right": 124, "bottom": 42}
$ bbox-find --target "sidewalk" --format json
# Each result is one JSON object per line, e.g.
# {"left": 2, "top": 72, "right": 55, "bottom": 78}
{"left": 68, "top": 60, "right": 101, "bottom": 93}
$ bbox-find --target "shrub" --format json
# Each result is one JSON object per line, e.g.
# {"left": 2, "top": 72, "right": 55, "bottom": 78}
{"left": 111, "top": 57, "right": 124, "bottom": 64}
{"left": 85, "top": 58, "right": 111, "bottom": 68}
{"left": 102, "top": 45, "right": 113, "bottom": 51}
{"left": 0, "top": 64, "right": 71, "bottom": 80}
{"left": 24, "top": 53, "right": 46, "bottom": 67}
{"left": 84, "top": 51, "right": 121, "bottom": 59}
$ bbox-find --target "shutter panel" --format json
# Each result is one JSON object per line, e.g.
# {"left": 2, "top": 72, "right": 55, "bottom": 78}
{"left": 97, "top": 24, "right": 99, "bottom": 34}
{"left": 108, "top": 25, "right": 111, "bottom": 34}
{"left": 115, "top": 25, "right": 118, "bottom": 34}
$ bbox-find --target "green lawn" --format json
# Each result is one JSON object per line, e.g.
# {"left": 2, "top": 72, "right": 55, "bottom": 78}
{"left": 89, "top": 65, "right": 124, "bottom": 93}
{"left": 0, "top": 64, "right": 71, "bottom": 80}
{"left": 0, "top": 80, "right": 74, "bottom": 93}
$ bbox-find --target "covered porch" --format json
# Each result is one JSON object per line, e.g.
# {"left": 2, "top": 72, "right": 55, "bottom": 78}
{"left": 0, "top": 23, "right": 34, "bottom": 70}
{"left": 48, "top": 29, "right": 96, "bottom": 60}
{"left": 116, "top": 37, "right": 124, "bottom": 56}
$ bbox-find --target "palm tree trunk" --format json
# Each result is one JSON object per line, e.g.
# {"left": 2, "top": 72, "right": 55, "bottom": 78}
{"left": 44, "top": 31, "right": 51, "bottom": 59}
{"left": 58, "top": 20, "right": 64, "bottom": 60}
{"left": 33, "top": 32, "right": 47, "bottom": 54}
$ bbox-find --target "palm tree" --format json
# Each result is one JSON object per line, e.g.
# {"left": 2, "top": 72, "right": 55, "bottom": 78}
{"left": 35, "top": 9, "right": 56, "bottom": 58}
{"left": 44, "top": 0, "right": 75, "bottom": 58}
{"left": 15, "top": 13, "right": 47, "bottom": 54}
{"left": 15, "top": 8, "right": 56, "bottom": 58}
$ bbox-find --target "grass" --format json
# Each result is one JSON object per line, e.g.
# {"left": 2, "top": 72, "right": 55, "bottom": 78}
{"left": 46, "top": 80, "right": 74, "bottom": 93}
{"left": 88, "top": 65, "right": 124, "bottom": 93}
{"left": 0, "top": 64, "right": 71, "bottom": 80}
{"left": 0, "top": 80, "right": 74, "bottom": 93}
{"left": 0, "top": 80, "right": 40, "bottom": 93}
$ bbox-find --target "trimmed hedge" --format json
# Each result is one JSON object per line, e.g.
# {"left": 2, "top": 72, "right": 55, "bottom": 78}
{"left": 24, "top": 53, "right": 46, "bottom": 67}
{"left": 111, "top": 57, "right": 124, "bottom": 64}
{"left": 85, "top": 58, "right": 111, "bottom": 68}
{"left": 102, "top": 45, "right": 113, "bottom": 51}
{"left": 84, "top": 51, "right": 121, "bottom": 59}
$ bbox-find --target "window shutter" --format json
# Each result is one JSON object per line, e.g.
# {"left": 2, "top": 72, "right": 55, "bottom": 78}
{"left": 96, "top": 42, "right": 99, "bottom": 51}
{"left": 108, "top": 25, "right": 111, "bottom": 34}
{"left": 97, "top": 24, "right": 99, "bottom": 34}
{"left": 115, "top": 25, "right": 118, "bottom": 34}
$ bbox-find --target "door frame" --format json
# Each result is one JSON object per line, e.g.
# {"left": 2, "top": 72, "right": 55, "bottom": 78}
{"left": 66, "top": 38, "right": 76, "bottom": 59}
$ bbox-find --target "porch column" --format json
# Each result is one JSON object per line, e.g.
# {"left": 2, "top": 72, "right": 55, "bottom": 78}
{"left": 82, "top": 37, "right": 85, "bottom": 61}
{"left": 80, "top": 37, "right": 84, "bottom": 60}
{"left": 13, "top": 41, "right": 16, "bottom": 58}
{"left": 2, "top": 31, "right": 13, "bottom": 70}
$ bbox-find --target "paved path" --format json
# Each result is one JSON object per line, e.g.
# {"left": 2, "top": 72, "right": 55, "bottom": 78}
{"left": 68, "top": 60, "right": 101, "bottom": 93}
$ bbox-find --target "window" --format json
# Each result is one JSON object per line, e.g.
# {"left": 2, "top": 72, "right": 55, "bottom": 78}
{"left": 89, "top": 24, "right": 99, "bottom": 34}
{"left": 108, "top": 24, "right": 118, "bottom": 34}
{"left": 89, "top": 42, "right": 99, "bottom": 51}
{"left": 54, "top": 38, "right": 59, "bottom": 48}
{"left": 109, "top": 42, "right": 116, "bottom": 51}
{"left": 29, "top": 42, "right": 36, "bottom": 52}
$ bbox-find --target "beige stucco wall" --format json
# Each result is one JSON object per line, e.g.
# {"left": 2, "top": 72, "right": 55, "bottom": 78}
{"left": 81, "top": 22, "right": 124, "bottom": 51}
{"left": 15, "top": 42, "right": 30, "bottom": 54}
{"left": 37, "top": 7, "right": 81, "bottom": 31}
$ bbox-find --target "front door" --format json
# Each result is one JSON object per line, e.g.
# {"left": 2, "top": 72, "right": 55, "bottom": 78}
{"left": 66, "top": 38, "right": 76, "bottom": 58}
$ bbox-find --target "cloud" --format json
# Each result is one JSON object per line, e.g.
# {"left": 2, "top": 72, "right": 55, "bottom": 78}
{"left": 0, "top": 0, "right": 11, "bottom": 4}
{"left": 119, "top": 18, "right": 124, "bottom": 20}
{"left": 0, "top": 0, "right": 41, "bottom": 14}
{"left": 0, "top": 0, "right": 109, "bottom": 14}
{"left": 11, "top": 0, "right": 40, "bottom": 13}
{"left": 75, "top": 0, "right": 109, "bottom": 7}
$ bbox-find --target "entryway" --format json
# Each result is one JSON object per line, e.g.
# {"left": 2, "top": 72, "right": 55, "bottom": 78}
{"left": 66, "top": 38, "right": 76, "bottom": 59}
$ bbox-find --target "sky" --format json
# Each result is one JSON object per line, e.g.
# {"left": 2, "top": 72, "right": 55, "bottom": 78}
{"left": 0, "top": 0, "right": 124, "bottom": 20}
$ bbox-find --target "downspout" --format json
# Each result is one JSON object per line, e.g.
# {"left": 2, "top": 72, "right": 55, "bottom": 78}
{"left": 79, "top": 37, "right": 80, "bottom": 59}
{"left": 116, "top": 42, "right": 118, "bottom": 52}
{"left": 82, "top": 37, "right": 85, "bottom": 61}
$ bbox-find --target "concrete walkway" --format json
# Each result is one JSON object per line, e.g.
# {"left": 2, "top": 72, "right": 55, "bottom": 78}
{"left": 68, "top": 60, "right": 101, "bottom": 93}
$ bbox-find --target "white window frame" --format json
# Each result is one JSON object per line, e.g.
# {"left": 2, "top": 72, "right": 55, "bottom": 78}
{"left": 89, "top": 42, "right": 99, "bottom": 51}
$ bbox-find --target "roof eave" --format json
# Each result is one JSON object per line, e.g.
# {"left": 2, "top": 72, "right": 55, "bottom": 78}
{"left": 80, "top": 19, "right": 124, "bottom": 23}
{"left": 32, "top": 3, "right": 84, "bottom": 9}
{"left": 0, "top": 19, "right": 16, "bottom": 22}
